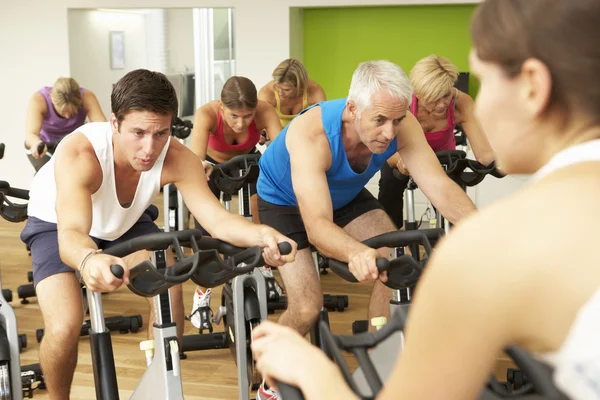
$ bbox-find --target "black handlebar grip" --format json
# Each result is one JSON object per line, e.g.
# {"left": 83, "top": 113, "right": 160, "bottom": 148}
{"left": 110, "top": 264, "right": 124, "bottom": 279}
{"left": 376, "top": 257, "right": 389, "bottom": 272}
{"left": 277, "top": 242, "right": 293, "bottom": 255}
{"left": 0, "top": 143, "right": 4, "bottom": 159}
{"left": 37, "top": 141, "right": 46, "bottom": 154}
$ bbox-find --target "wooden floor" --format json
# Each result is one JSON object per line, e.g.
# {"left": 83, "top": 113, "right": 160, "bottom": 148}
{"left": 0, "top": 193, "right": 512, "bottom": 399}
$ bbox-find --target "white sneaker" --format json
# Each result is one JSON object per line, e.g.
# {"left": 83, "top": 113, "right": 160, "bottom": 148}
{"left": 188, "top": 288, "right": 212, "bottom": 332}
{"left": 256, "top": 382, "right": 281, "bottom": 400}
{"left": 259, "top": 266, "right": 283, "bottom": 296}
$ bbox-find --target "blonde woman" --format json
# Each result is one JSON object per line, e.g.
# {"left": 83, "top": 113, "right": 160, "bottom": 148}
{"left": 259, "top": 58, "right": 326, "bottom": 128}
{"left": 25, "top": 77, "right": 106, "bottom": 170}
{"left": 379, "top": 55, "right": 495, "bottom": 229}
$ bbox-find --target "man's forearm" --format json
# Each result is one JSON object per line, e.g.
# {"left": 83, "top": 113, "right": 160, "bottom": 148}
{"left": 431, "top": 180, "right": 476, "bottom": 225}
{"left": 57, "top": 229, "right": 99, "bottom": 271}
{"left": 307, "top": 218, "right": 369, "bottom": 262}
{"left": 210, "top": 213, "right": 270, "bottom": 248}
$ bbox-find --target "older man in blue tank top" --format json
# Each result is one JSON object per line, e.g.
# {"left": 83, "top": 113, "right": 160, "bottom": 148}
{"left": 256, "top": 61, "right": 476, "bottom": 398}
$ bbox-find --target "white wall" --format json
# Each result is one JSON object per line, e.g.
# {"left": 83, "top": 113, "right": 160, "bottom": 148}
{"left": 2, "top": 0, "right": 482, "bottom": 193}
{"left": 68, "top": 9, "right": 149, "bottom": 117}
{"left": 167, "top": 9, "right": 195, "bottom": 73}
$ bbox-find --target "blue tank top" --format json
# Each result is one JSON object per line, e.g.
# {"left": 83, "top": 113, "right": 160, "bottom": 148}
{"left": 257, "top": 98, "right": 398, "bottom": 210}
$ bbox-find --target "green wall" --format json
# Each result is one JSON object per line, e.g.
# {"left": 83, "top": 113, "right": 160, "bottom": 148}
{"left": 303, "top": 4, "right": 478, "bottom": 99}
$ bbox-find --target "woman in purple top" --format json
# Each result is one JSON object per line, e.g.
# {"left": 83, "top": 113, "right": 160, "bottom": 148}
{"left": 24, "top": 77, "right": 106, "bottom": 171}
{"left": 378, "top": 55, "right": 495, "bottom": 228}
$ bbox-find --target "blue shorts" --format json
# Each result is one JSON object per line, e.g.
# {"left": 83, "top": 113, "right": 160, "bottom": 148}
{"left": 20, "top": 207, "right": 161, "bottom": 287}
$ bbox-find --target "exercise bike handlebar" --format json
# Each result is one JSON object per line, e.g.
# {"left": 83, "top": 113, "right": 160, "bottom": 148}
{"left": 103, "top": 229, "right": 292, "bottom": 297}
{"left": 393, "top": 150, "right": 504, "bottom": 187}
{"left": 0, "top": 181, "right": 30, "bottom": 200}
{"left": 36, "top": 139, "right": 59, "bottom": 155}
{"left": 327, "top": 229, "right": 443, "bottom": 289}
{"left": 171, "top": 117, "right": 193, "bottom": 139}
{"left": 279, "top": 308, "right": 566, "bottom": 400}
{"left": 0, "top": 181, "right": 29, "bottom": 223}
{"left": 210, "top": 153, "right": 261, "bottom": 195}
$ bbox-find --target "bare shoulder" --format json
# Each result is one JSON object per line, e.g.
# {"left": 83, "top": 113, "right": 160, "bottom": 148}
{"left": 307, "top": 80, "right": 324, "bottom": 93}
{"left": 454, "top": 90, "right": 474, "bottom": 115}
{"left": 30, "top": 91, "right": 47, "bottom": 114}
{"left": 287, "top": 105, "right": 324, "bottom": 141}
{"left": 54, "top": 132, "right": 101, "bottom": 187}
{"left": 162, "top": 139, "right": 202, "bottom": 185}
{"left": 257, "top": 99, "right": 276, "bottom": 114}
{"left": 286, "top": 106, "right": 330, "bottom": 166}
{"left": 307, "top": 80, "right": 326, "bottom": 102}
{"left": 427, "top": 175, "right": 587, "bottom": 302}
{"left": 258, "top": 82, "right": 276, "bottom": 105}
{"left": 82, "top": 89, "right": 98, "bottom": 102}
{"left": 197, "top": 100, "right": 219, "bottom": 117}
{"left": 193, "top": 101, "right": 219, "bottom": 126}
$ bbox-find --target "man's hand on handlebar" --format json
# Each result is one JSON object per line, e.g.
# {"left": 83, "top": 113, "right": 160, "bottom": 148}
{"left": 257, "top": 227, "right": 297, "bottom": 267}
{"left": 81, "top": 253, "right": 130, "bottom": 292}
{"left": 348, "top": 247, "right": 388, "bottom": 283}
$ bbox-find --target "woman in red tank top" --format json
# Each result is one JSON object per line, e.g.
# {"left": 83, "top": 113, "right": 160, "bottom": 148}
{"left": 379, "top": 55, "right": 496, "bottom": 229}
{"left": 188, "top": 76, "right": 283, "bottom": 332}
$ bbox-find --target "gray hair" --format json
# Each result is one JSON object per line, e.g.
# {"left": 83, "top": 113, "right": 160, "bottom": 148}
{"left": 347, "top": 60, "right": 413, "bottom": 115}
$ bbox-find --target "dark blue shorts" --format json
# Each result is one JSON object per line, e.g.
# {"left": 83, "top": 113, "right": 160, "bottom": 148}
{"left": 20, "top": 207, "right": 161, "bottom": 287}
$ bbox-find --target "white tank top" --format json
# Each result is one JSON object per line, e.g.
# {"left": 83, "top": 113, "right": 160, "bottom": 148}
{"left": 27, "top": 122, "right": 170, "bottom": 241}
{"left": 532, "top": 139, "right": 600, "bottom": 399}
{"left": 540, "top": 289, "right": 600, "bottom": 400}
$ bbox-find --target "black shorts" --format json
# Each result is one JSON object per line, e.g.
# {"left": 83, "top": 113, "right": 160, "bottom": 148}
{"left": 378, "top": 162, "right": 410, "bottom": 229}
{"left": 258, "top": 188, "right": 384, "bottom": 250}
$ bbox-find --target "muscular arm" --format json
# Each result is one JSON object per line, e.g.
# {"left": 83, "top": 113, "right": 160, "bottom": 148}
{"left": 256, "top": 100, "right": 283, "bottom": 141}
{"left": 54, "top": 133, "right": 102, "bottom": 270}
{"left": 82, "top": 90, "right": 107, "bottom": 122}
{"left": 166, "top": 141, "right": 284, "bottom": 249}
{"left": 188, "top": 105, "right": 215, "bottom": 160}
{"left": 288, "top": 107, "right": 370, "bottom": 262}
{"left": 455, "top": 91, "right": 495, "bottom": 165}
{"left": 398, "top": 113, "right": 476, "bottom": 224}
{"left": 24, "top": 92, "right": 46, "bottom": 149}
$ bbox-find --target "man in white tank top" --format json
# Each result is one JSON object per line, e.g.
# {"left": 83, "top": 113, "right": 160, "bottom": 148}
{"left": 20, "top": 69, "right": 297, "bottom": 399}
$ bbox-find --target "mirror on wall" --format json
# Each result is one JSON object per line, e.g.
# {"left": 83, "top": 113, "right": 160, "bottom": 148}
{"left": 67, "top": 7, "right": 235, "bottom": 120}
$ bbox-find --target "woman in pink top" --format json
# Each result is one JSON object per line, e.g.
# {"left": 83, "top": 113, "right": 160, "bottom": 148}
{"left": 188, "top": 76, "right": 282, "bottom": 332}
{"left": 379, "top": 55, "right": 495, "bottom": 228}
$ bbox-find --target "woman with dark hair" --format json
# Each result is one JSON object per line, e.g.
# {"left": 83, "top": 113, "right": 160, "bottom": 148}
{"left": 188, "top": 76, "right": 283, "bottom": 332}
{"left": 251, "top": 0, "right": 600, "bottom": 399}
